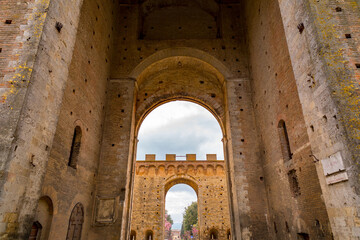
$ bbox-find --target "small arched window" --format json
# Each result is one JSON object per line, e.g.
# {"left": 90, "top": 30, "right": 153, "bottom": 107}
{"left": 145, "top": 230, "right": 153, "bottom": 240}
{"left": 66, "top": 203, "right": 84, "bottom": 240}
{"left": 68, "top": 126, "right": 82, "bottom": 169}
{"left": 278, "top": 120, "right": 292, "bottom": 162}
{"left": 209, "top": 228, "right": 218, "bottom": 239}
{"left": 227, "top": 229, "right": 231, "bottom": 240}
{"left": 130, "top": 230, "right": 136, "bottom": 240}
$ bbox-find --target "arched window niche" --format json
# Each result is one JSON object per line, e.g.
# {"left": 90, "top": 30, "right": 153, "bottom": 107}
{"left": 145, "top": 230, "right": 153, "bottom": 240}
{"left": 278, "top": 120, "right": 292, "bottom": 162}
{"left": 68, "top": 126, "right": 82, "bottom": 168}
{"left": 227, "top": 229, "right": 231, "bottom": 240}
{"left": 130, "top": 230, "right": 136, "bottom": 240}
{"left": 209, "top": 228, "right": 219, "bottom": 239}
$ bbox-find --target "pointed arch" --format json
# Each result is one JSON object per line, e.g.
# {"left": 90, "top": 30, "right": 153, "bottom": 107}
{"left": 68, "top": 126, "right": 82, "bottom": 169}
{"left": 66, "top": 203, "right": 84, "bottom": 240}
{"left": 278, "top": 120, "right": 292, "bottom": 162}
{"left": 209, "top": 228, "right": 219, "bottom": 239}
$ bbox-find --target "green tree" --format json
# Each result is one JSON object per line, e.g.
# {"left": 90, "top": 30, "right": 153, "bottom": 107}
{"left": 181, "top": 223, "right": 185, "bottom": 237}
{"left": 181, "top": 202, "right": 198, "bottom": 239}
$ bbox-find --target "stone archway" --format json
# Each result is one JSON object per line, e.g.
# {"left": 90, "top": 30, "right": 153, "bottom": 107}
{"left": 3, "top": 0, "right": 356, "bottom": 239}
{"left": 95, "top": 48, "right": 268, "bottom": 240}
{"left": 130, "top": 157, "right": 230, "bottom": 240}
{"left": 129, "top": 47, "right": 233, "bottom": 80}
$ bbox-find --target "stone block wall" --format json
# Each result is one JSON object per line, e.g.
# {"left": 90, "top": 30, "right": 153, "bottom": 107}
{"left": 276, "top": 0, "right": 360, "bottom": 239}
{"left": 130, "top": 159, "right": 231, "bottom": 240}
{"left": 245, "top": 0, "right": 333, "bottom": 239}
{"left": 38, "top": 0, "right": 117, "bottom": 239}
{"left": 1, "top": 0, "right": 359, "bottom": 239}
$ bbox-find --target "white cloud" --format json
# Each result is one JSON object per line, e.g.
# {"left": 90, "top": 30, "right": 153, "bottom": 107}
{"left": 140, "top": 102, "right": 201, "bottom": 133}
{"left": 137, "top": 101, "right": 224, "bottom": 160}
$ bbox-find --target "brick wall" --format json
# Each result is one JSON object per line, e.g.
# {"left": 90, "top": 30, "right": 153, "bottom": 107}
{"left": 40, "top": 0, "right": 117, "bottom": 239}
{"left": 246, "top": 0, "right": 332, "bottom": 239}
{"left": 130, "top": 160, "right": 231, "bottom": 240}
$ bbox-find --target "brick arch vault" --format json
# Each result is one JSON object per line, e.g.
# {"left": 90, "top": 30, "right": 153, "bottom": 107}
{"left": 3, "top": 0, "right": 359, "bottom": 239}
{"left": 96, "top": 47, "right": 269, "bottom": 240}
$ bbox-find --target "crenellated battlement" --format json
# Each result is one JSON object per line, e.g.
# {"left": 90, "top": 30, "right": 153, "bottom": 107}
{"left": 142, "top": 153, "right": 220, "bottom": 161}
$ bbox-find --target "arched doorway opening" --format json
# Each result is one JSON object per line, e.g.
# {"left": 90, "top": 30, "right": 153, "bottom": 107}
{"left": 29, "top": 196, "right": 53, "bottom": 240}
{"left": 165, "top": 183, "right": 198, "bottom": 240}
{"left": 129, "top": 99, "right": 231, "bottom": 239}
{"left": 114, "top": 52, "right": 239, "bottom": 240}
{"left": 28, "top": 222, "right": 42, "bottom": 240}
{"left": 66, "top": 203, "right": 84, "bottom": 240}
{"left": 130, "top": 230, "right": 136, "bottom": 240}
{"left": 209, "top": 228, "right": 219, "bottom": 239}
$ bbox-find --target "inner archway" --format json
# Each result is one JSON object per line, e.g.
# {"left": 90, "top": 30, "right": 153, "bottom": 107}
{"left": 165, "top": 184, "right": 198, "bottom": 240}
{"left": 120, "top": 51, "right": 240, "bottom": 240}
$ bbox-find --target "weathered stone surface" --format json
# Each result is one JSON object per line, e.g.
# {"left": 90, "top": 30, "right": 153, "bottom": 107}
{"left": 130, "top": 159, "right": 231, "bottom": 240}
{"left": 0, "top": 0, "right": 359, "bottom": 239}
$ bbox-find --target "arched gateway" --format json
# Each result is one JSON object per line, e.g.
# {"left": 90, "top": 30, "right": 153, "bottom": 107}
{"left": 130, "top": 154, "right": 230, "bottom": 240}
{"left": 2, "top": 0, "right": 358, "bottom": 239}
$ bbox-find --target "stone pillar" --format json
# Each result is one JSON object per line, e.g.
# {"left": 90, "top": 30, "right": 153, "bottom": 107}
{"left": 124, "top": 137, "right": 139, "bottom": 240}
{"left": 0, "top": 0, "right": 84, "bottom": 238}
{"left": 277, "top": 1, "right": 360, "bottom": 238}
{"left": 92, "top": 78, "right": 137, "bottom": 239}
{"left": 224, "top": 78, "right": 269, "bottom": 240}
{"left": 222, "top": 137, "right": 240, "bottom": 240}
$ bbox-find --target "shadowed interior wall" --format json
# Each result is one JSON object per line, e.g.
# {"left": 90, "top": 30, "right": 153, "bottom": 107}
{"left": 245, "top": 0, "right": 332, "bottom": 239}
{"left": 1, "top": 0, "right": 359, "bottom": 239}
{"left": 40, "top": 0, "right": 117, "bottom": 239}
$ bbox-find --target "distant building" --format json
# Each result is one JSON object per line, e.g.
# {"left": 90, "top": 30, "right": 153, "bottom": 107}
{"left": 172, "top": 230, "right": 181, "bottom": 240}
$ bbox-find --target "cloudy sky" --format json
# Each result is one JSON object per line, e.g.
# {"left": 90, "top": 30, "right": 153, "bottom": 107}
{"left": 137, "top": 101, "right": 224, "bottom": 160}
{"left": 136, "top": 101, "right": 224, "bottom": 229}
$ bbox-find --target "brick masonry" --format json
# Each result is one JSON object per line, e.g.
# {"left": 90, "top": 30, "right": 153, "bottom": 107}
{"left": 0, "top": 0, "right": 359, "bottom": 239}
{"left": 130, "top": 158, "right": 231, "bottom": 240}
